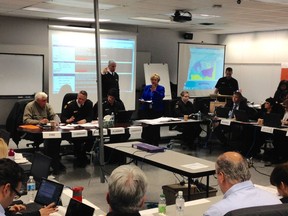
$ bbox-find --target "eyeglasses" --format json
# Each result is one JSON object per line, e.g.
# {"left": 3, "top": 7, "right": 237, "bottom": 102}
{"left": 11, "top": 186, "right": 21, "bottom": 200}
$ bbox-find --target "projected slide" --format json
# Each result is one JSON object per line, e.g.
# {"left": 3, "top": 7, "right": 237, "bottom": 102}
{"left": 49, "top": 29, "right": 136, "bottom": 113}
{"left": 178, "top": 43, "right": 225, "bottom": 96}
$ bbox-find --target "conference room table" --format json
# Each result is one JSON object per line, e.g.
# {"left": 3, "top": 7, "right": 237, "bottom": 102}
{"left": 104, "top": 141, "right": 216, "bottom": 201}
{"left": 17, "top": 122, "right": 143, "bottom": 142}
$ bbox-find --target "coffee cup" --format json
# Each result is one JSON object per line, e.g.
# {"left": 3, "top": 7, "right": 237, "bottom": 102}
{"left": 184, "top": 115, "right": 189, "bottom": 121}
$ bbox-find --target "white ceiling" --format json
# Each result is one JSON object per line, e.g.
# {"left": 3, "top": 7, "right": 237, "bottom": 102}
{"left": 1, "top": 0, "right": 288, "bottom": 34}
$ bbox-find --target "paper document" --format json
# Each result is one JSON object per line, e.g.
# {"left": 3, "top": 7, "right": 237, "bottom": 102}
{"left": 181, "top": 163, "right": 209, "bottom": 170}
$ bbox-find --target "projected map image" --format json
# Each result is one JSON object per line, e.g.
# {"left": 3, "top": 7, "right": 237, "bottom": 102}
{"left": 184, "top": 47, "right": 224, "bottom": 90}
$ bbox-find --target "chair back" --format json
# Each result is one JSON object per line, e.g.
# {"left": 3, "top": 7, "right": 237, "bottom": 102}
{"left": 61, "top": 93, "right": 78, "bottom": 114}
{"left": 224, "top": 204, "right": 288, "bottom": 216}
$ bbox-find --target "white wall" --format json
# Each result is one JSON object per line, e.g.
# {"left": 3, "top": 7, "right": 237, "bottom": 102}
{"left": 219, "top": 30, "right": 288, "bottom": 104}
{"left": 0, "top": 16, "right": 217, "bottom": 125}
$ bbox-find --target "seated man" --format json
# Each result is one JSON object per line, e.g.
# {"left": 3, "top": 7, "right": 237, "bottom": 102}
{"left": 204, "top": 151, "right": 281, "bottom": 216}
{"left": 61, "top": 90, "right": 93, "bottom": 167}
{"left": 174, "top": 91, "right": 202, "bottom": 149}
{"left": 23, "top": 92, "right": 64, "bottom": 175}
{"left": 270, "top": 162, "right": 288, "bottom": 203}
{"left": 213, "top": 92, "right": 250, "bottom": 149}
{"left": 106, "top": 165, "right": 147, "bottom": 216}
{"left": 93, "top": 88, "right": 125, "bottom": 119}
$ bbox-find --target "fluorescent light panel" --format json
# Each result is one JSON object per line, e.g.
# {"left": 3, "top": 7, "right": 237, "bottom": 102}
{"left": 58, "top": 17, "right": 111, "bottom": 22}
{"left": 130, "top": 17, "right": 171, "bottom": 23}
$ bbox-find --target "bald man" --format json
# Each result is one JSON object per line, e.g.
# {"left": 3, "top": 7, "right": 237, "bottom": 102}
{"left": 204, "top": 152, "right": 281, "bottom": 216}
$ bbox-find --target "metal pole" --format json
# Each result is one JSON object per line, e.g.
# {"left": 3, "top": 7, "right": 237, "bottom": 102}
{"left": 93, "top": 0, "right": 105, "bottom": 183}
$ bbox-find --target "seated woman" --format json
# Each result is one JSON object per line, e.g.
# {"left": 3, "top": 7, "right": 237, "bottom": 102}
{"left": 274, "top": 80, "right": 288, "bottom": 104}
{"left": 270, "top": 163, "right": 288, "bottom": 203}
{"left": 174, "top": 91, "right": 201, "bottom": 149}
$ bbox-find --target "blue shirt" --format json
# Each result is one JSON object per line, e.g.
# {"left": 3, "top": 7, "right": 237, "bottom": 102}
{"left": 140, "top": 84, "right": 165, "bottom": 112}
{"left": 203, "top": 180, "right": 281, "bottom": 216}
{"left": 0, "top": 204, "right": 5, "bottom": 216}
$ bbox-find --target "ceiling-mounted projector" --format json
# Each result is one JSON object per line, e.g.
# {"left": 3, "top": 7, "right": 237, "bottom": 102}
{"left": 172, "top": 10, "right": 192, "bottom": 22}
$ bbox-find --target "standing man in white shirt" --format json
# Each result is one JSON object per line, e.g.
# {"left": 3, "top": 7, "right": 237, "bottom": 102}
{"left": 101, "top": 60, "right": 120, "bottom": 99}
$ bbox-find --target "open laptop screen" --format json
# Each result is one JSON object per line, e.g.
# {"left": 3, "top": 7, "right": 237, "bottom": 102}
{"left": 65, "top": 198, "right": 95, "bottom": 216}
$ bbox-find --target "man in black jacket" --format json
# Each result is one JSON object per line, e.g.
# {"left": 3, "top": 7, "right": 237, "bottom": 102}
{"left": 101, "top": 60, "right": 120, "bottom": 99}
{"left": 61, "top": 90, "right": 93, "bottom": 167}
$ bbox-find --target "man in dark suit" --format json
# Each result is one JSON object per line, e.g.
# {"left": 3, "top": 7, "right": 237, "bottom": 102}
{"left": 61, "top": 90, "right": 93, "bottom": 167}
{"left": 101, "top": 60, "right": 120, "bottom": 99}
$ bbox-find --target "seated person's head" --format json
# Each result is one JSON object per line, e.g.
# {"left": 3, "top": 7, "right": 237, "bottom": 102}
{"left": 180, "top": 91, "right": 189, "bottom": 103}
{"left": 270, "top": 163, "right": 288, "bottom": 197}
{"left": 232, "top": 92, "right": 243, "bottom": 104}
{"left": 0, "top": 158, "right": 25, "bottom": 209}
{"left": 0, "top": 138, "right": 8, "bottom": 159}
{"left": 77, "top": 90, "right": 88, "bottom": 106}
{"left": 107, "top": 165, "right": 147, "bottom": 214}
{"left": 107, "top": 88, "right": 118, "bottom": 105}
{"left": 35, "top": 92, "right": 48, "bottom": 108}
{"left": 264, "top": 97, "right": 276, "bottom": 110}
{"left": 216, "top": 152, "right": 251, "bottom": 194}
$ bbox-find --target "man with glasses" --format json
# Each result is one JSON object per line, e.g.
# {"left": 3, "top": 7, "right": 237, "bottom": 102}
{"left": 0, "top": 158, "right": 24, "bottom": 216}
{"left": 204, "top": 152, "right": 281, "bottom": 216}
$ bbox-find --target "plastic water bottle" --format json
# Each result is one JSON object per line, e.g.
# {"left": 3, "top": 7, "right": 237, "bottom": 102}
{"left": 158, "top": 194, "right": 166, "bottom": 215}
{"left": 27, "top": 176, "right": 36, "bottom": 202}
{"left": 197, "top": 111, "right": 202, "bottom": 120}
{"left": 176, "top": 191, "right": 185, "bottom": 216}
{"left": 110, "top": 112, "right": 115, "bottom": 127}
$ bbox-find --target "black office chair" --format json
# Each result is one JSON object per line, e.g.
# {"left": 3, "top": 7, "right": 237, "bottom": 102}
{"left": 61, "top": 93, "right": 78, "bottom": 116}
{"left": 224, "top": 203, "right": 288, "bottom": 216}
{"left": 5, "top": 98, "right": 41, "bottom": 149}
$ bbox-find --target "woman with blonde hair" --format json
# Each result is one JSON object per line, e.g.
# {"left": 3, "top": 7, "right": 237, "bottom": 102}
{"left": 139, "top": 73, "right": 165, "bottom": 145}
{"left": 0, "top": 138, "right": 8, "bottom": 158}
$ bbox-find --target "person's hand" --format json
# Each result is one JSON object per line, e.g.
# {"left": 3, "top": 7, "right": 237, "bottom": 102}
{"left": 101, "top": 67, "right": 109, "bottom": 75}
{"left": 77, "top": 119, "right": 87, "bottom": 124}
{"left": 66, "top": 116, "right": 75, "bottom": 124}
{"left": 40, "top": 118, "right": 49, "bottom": 124}
{"left": 39, "top": 203, "right": 57, "bottom": 216}
{"left": 150, "top": 85, "right": 157, "bottom": 92}
{"left": 281, "top": 119, "right": 288, "bottom": 125}
{"left": 9, "top": 204, "right": 26, "bottom": 213}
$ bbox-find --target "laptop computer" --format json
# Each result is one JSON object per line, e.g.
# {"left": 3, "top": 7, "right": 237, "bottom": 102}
{"left": 263, "top": 113, "right": 282, "bottom": 128}
{"left": 234, "top": 110, "right": 256, "bottom": 123}
{"left": 65, "top": 198, "right": 95, "bottom": 216}
{"left": 23, "top": 178, "right": 64, "bottom": 213}
{"left": 115, "top": 110, "right": 134, "bottom": 123}
{"left": 30, "top": 153, "right": 52, "bottom": 188}
{"left": 215, "top": 107, "right": 230, "bottom": 118}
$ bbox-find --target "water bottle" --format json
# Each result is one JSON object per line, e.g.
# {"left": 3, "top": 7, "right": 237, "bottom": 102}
{"left": 176, "top": 191, "right": 185, "bottom": 216}
{"left": 158, "top": 194, "right": 166, "bottom": 215}
{"left": 110, "top": 112, "right": 115, "bottom": 127}
{"left": 27, "top": 176, "right": 36, "bottom": 202}
{"left": 197, "top": 111, "right": 202, "bottom": 120}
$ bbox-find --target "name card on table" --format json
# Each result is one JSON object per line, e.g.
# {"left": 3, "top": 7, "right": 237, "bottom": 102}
{"left": 220, "top": 119, "right": 232, "bottom": 126}
{"left": 71, "top": 130, "right": 88, "bottom": 138}
{"left": 42, "top": 131, "right": 61, "bottom": 139}
{"left": 109, "top": 127, "right": 125, "bottom": 135}
{"left": 261, "top": 126, "right": 274, "bottom": 134}
{"left": 128, "top": 126, "right": 143, "bottom": 134}
{"left": 91, "top": 128, "right": 108, "bottom": 136}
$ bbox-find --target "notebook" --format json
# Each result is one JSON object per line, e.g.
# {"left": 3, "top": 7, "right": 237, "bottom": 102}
{"left": 65, "top": 198, "right": 95, "bottom": 216}
{"left": 215, "top": 107, "right": 230, "bottom": 118}
{"left": 132, "top": 143, "right": 166, "bottom": 153}
{"left": 263, "top": 113, "right": 282, "bottom": 128}
{"left": 115, "top": 110, "right": 134, "bottom": 123}
{"left": 23, "top": 178, "right": 64, "bottom": 213}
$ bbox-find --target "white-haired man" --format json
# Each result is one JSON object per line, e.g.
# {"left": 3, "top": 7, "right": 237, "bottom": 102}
{"left": 23, "top": 92, "right": 64, "bottom": 175}
{"left": 106, "top": 165, "right": 147, "bottom": 216}
{"left": 101, "top": 60, "right": 120, "bottom": 99}
{"left": 204, "top": 152, "right": 281, "bottom": 216}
